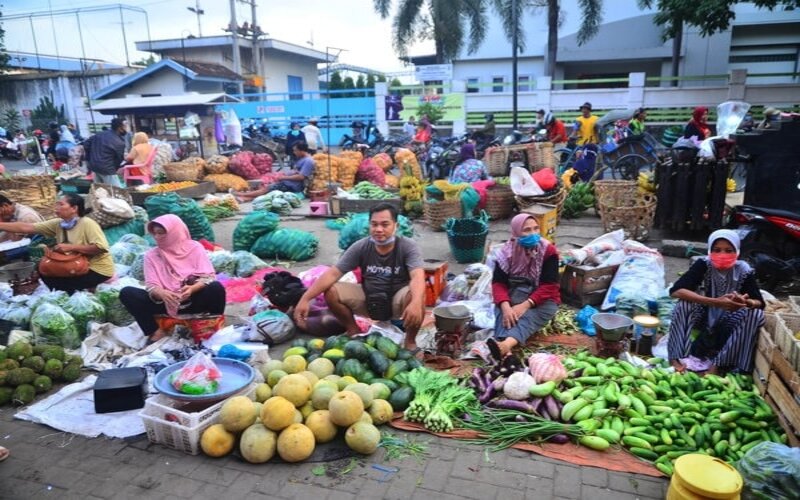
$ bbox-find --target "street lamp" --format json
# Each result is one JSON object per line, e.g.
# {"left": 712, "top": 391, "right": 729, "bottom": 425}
{"left": 187, "top": 1, "right": 204, "bottom": 36}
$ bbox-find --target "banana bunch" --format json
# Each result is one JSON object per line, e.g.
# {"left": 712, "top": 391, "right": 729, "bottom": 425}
{"left": 562, "top": 182, "right": 595, "bottom": 219}
{"left": 399, "top": 163, "right": 423, "bottom": 202}
{"left": 638, "top": 172, "right": 656, "bottom": 193}
{"left": 726, "top": 178, "right": 736, "bottom": 193}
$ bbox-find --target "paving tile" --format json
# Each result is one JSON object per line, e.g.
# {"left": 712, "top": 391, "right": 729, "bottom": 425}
{"left": 450, "top": 449, "right": 483, "bottom": 479}
{"left": 525, "top": 475, "right": 555, "bottom": 497}
{"left": 553, "top": 464, "right": 581, "bottom": 499}
{"left": 354, "top": 478, "right": 390, "bottom": 499}
{"left": 152, "top": 472, "right": 205, "bottom": 497}
{"left": 495, "top": 485, "right": 526, "bottom": 500}
{"left": 445, "top": 476, "right": 500, "bottom": 500}
{"left": 501, "top": 454, "right": 556, "bottom": 478}
{"left": 607, "top": 473, "right": 667, "bottom": 498}
{"left": 418, "top": 458, "right": 453, "bottom": 491}
{"left": 581, "top": 485, "right": 643, "bottom": 500}
{"left": 581, "top": 466, "right": 608, "bottom": 488}
{"left": 475, "top": 466, "right": 528, "bottom": 489}
{"left": 278, "top": 481, "right": 332, "bottom": 499}
{"left": 411, "top": 488, "right": 470, "bottom": 500}
{"left": 187, "top": 461, "right": 242, "bottom": 486}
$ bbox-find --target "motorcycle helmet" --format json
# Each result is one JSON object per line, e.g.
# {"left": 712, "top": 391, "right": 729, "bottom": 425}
{"left": 48, "top": 121, "right": 58, "bottom": 129}
{"left": 484, "top": 113, "right": 494, "bottom": 122}
{"left": 544, "top": 112, "right": 555, "bottom": 126}
{"left": 351, "top": 120, "right": 364, "bottom": 129}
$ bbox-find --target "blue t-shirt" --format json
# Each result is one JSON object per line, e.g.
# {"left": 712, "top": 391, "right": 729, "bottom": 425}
{"left": 284, "top": 156, "right": 315, "bottom": 191}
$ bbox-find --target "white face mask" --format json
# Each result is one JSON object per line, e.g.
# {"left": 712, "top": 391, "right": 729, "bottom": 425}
{"left": 369, "top": 236, "right": 395, "bottom": 247}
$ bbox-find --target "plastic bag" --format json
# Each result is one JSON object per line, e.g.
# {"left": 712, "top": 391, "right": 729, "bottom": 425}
{"left": 736, "top": 442, "right": 800, "bottom": 500}
{"left": 169, "top": 352, "right": 222, "bottom": 395}
{"left": 251, "top": 228, "right": 319, "bottom": 261}
{"left": 601, "top": 241, "right": 665, "bottom": 311}
{"left": 28, "top": 289, "right": 69, "bottom": 313}
{"left": 250, "top": 309, "right": 296, "bottom": 346}
{"left": 31, "top": 303, "right": 80, "bottom": 349}
{"left": 338, "top": 212, "right": 414, "bottom": 250}
{"left": 298, "top": 265, "right": 330, "bottom": 308}
{"left": 129, "top": 253, "right": 145, "bottom": 281}
{"left": 95, "top": 281, "right": 138, "bottom": 326}
{"left": 110, "top": 242, "right": 142, "bottom": 266}
{"left": 561, "top": 229, "right": 625, "bottom": 266}
{"left": 232, "top": 250, "right": 268, "bottom": 277}
{"left": 232, "top": 211, "right": 280, "bottom": 251}
{"left": 209, "top": 250, "right": 237, "bottom": 275}
{"left": 440, "top": 274, "right": 470, "bottom": 302}
{"left": 64, "top": 291, "right": 106, "bottom": 339}
{"left": 2, "top": 305, "right": 32, "bottom": 328}
{"left": 576, "top": 305, "right": 599, "bottom": 336}
{"left": 248, "top": 293, "right": 272, "bottom": 316}
{"left": 510, "top": 166, "right": 544, "bottom": 196}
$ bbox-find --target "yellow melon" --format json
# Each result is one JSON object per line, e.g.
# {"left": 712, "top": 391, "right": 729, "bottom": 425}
{"left": 368, "top": 399, "right": 394, "bottom": 425}
{"left": 239, "top": 424, "right": 277, "bottom": 464}
{"left": 358, "top": 412, "right": 373, "bottom": 424}
{"left": 200, "top": 424, "right": 236, "bottom": 458}
{"left": 282, "top": 355, "right": 307, "bottom": 374}
{"left": 311, "top": 384, "right": 337, "bottom": 410}
{"left": 328, "top": 390, "right": 364, "bottom": 427}
{"left": 300, "top": 401, "right": 315, "bottom": 419}
{"left": 274, "top": 373, "right": 312, "bottom": 407}
{"left": 369, "top": 383, "right": 391, "bottom": 401}
{"left": 253, "top": 402, "right": 263, "bottom": 421}
{"left": 267, "top": 369, "right": 288, "bottom": 387}
{"left": 219, "top": 396, "right": 257, "bottom": 432}
{"left": 337, "top": 376, "right": 357, "bottom": 390}
{"left": 255, "top": 383, "right": 272, "bottom": 402}
{"left": 261, "top": 396, "right": 296, "bottom": 431}
{"left": 345, "top": 382, "right": 374, "bottom": 409}
{"left": 345, "top": 422, "right": 381, "bottom": 454}
{"left": 277, "top": 423, "right": 316, "bottom": 462}
{"left": 307, "top": 357, "right": 335, "bottom": 379}
{"left": 299, "top": 370, "right": 319, "bottom": 387}
{"left": 260, "top": 359, "right": 284, "bottom": 379}
{"left": 305, "top": 410, "right": 338, "bottom": 443}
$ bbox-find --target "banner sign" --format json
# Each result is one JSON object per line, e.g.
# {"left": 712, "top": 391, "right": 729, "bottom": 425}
{"left": 391, "top": 94, "right": 465, "bottom": 122}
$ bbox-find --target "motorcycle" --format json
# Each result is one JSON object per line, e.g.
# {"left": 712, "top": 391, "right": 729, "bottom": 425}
{"left": 728, "top": 205, "right": 800, "bottom": 292}
{"left": 24, "top": 130, "right": 50, "bottom": 166}
{"left": 424, "top": 135, "right": 464, "bottom": 181}
{"left": 0, "top": 137, "right": 24, "bottom": 161}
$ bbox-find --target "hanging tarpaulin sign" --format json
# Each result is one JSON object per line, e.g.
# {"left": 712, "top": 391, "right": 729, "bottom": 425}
{"left": 415, "top": 64, "right": 453, "bottom": 81}
{"left": 396, "top": 94, "right": 465, "bottom": 122}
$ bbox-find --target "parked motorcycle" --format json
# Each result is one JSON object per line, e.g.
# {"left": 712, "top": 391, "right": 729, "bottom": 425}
{"left": 728, "top": 204, "right": 800, "bottom": 291}
{"left": 0, "top": 137, "right": 24, "bottom": 161}
{"left": 24, "top": 130, "right": 50, "bottom": 166}
{"left": 424, "top": 135, "right": 464, "bottom": 181}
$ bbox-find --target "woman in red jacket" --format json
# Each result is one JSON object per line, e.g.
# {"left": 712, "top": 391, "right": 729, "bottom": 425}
{"left": 487, "top": 213, "right": 560, "bottom": 357}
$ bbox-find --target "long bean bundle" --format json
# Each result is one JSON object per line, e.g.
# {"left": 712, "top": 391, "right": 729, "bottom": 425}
{"left": 459, "top": 408, "right": 584, "bottom": 451}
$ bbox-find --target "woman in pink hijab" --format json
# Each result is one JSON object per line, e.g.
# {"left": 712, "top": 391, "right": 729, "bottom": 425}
{"left": 120, "top": 214, "right": 225, "bottom": 343}
{"left": 487, "top": 213, "right": 560, "bottom": 357}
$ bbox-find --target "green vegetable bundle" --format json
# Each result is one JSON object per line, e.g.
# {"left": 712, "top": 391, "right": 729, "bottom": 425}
{"left": 252, "top": 191, "right": 302, "bottom": 215}
{"left": 562, "top": 182, "right": 595, "bottom": 219}
{"left": 209, "top": 250, "right": 237, "bottom": 275}
{"left": 63, "top": 291, "right": 106, "bottom": 339}
{"left": 232, "top": 211, "right": 280, "bottom": 251}
{"left": 250, "top": 228, "right": 319, "bottom": 261}
{"left": 94, "top": 284, "right": 136, "bottom": 327}
{"left": 201, "top": 204, "right": 236, "bottom": 222}
{"left": 351, "top": 181, "right": 394, "bottom": 200}
{"left": 404, "top": 367, "right": 479, "bottom": 433}
{"left": 31, "top": 303, "right": 80, "bottom": 349}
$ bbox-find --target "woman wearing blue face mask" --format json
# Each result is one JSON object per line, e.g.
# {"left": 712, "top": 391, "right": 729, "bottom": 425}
{"left": 486, "top": 213, "right": 560, "bottom": 357}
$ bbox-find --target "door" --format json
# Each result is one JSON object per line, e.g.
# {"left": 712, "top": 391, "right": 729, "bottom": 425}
{"left": 287, "top": 75, "right": 303, "bottom": 100}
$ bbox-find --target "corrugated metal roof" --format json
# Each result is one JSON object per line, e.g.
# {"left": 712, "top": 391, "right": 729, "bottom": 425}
{"left": 92, "top": 93, "right": 240, "bottom": 111}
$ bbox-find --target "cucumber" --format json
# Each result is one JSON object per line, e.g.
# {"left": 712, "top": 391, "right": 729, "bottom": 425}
{"left": 561, "top": 398, "right": 590, "bottom": 422}
{"left": 573, "top": 404, "right": 595, "bottom": 422}
{"left": 622, "top": 436, "right": 652, "bottom": 450}
{"left": 529, "top": 381, "right": 557, "bottom": 398}
{"left": 579, "top": 436, "right": 610, "bottom": 451}
{"left": 656, "top": 463, "right": 674, "bottom": 476}
{"left": 629, "top": 447, "right": 659, "bottom": 461}
{"left": 632, "top": 432, "right": 660, "bottom": 445}
{"left": 595, "top": 429, "right": 620, "bottom": 443}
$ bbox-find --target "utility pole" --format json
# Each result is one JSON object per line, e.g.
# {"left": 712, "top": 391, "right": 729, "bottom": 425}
{"left": 229, "top": 0, "right": 243, "bottom": 93}
{"left": 187, "top": 0, "right": 204, "bottom": 37}
{"left": 250, "top": 0, "right": 261, "bottom": 92}
{"left": 511, "top": 0, "right": 518, "bottom": 130}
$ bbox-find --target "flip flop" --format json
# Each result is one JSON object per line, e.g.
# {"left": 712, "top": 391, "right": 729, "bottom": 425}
{"left": 0, "top": 446, "right": 9, "bottom": 463}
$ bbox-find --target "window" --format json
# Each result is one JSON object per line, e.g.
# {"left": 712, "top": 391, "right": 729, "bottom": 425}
{"left": 517, "top": 76, "right": 530, "bottom": 92}
{"left": 467, "top": 78, "right": 479, "bottom": 93}
{"left": 492, "top": 76, "right": 504, "bottom": 93}
{"left": 287, "top": 75, "right": 303, "bottom": 100}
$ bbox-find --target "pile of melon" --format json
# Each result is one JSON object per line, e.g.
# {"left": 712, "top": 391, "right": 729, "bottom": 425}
{"left": 200, "top": 346, "right": 407, "bottom": 463}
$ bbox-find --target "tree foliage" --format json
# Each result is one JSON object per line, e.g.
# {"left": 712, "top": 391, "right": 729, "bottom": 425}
{"left": 132, "top": 54, "right": 158, "bottom": 67}
{"left": 30, "top": 95, "right": 65, "bottom": 131}
{"left": 329, "top": 71, "right": 344, "bottom": 91}
{"left": 373, "top": 0, "right": 488, "bottom": 63}
{"left": 416, "top": 102, "right": 444, "bottom": 124}
{"left": 0, "top": 9, "right": 10, "bottom": 74}
{"left": 1, "top": 108, "right": 21, "bottom": 132}
{"left": 356, "top": 74, "right": 366, "bottom": 89}
{"left": 366, "top": 74, "right": 376, "bottom": 88}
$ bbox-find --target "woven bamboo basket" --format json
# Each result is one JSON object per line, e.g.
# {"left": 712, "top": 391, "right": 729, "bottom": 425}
{"left": 515, "top": 186, "right": 567, "bottom": 222}
{"left": 164, "top": 161, "right": 204, "bottom": 182}
{"left": 527, "top": 142, "right": 556, "bottom": 172}
{"left": 0, "top": 175, "right": 58, "bottom": 219}
{"left": 484, "top": 144, "right": 530, "bottom": 176}
{"left": 593, "top": 180, "right": 639, "bottom": 206}
{"left": 484, "top": 184, "right": 514, "bottom": 220}
{"left": 598, "top": 192, "right": 657, "bottom": 241}
{"left": 86, "top": 184, "right": 135, "bottom": 228}
{"left": 423, "top": 198, "right": 462, "bottom": 231}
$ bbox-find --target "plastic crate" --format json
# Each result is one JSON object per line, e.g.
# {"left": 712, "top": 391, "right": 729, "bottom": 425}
{"left": 139, "top": 383, "right": 255, "bottom": 455}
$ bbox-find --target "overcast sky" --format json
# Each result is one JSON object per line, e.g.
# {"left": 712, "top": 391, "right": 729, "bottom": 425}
{"left": 2, "top": 0, "right": 656, "bottom": 73}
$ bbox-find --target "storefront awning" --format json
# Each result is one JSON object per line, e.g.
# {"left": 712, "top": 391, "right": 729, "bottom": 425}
{"left": 92, "top": 93, "right": 241, "bottom": 114}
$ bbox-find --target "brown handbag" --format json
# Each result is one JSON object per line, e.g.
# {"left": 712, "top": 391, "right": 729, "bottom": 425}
{"left": 38, "top": 228, "right": 90, "bottom": 278}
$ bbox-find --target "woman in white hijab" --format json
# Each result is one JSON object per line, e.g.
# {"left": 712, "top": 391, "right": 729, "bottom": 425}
{"left": 667, "top": 229, "right": 765, "bottom": 374}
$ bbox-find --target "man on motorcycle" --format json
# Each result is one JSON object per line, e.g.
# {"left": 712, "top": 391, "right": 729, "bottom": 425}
{"left": 301, "top": 117, "right": 325, "bottom": 154}
{"left": 543, "top": 112, "right": 568, "bottom": 147}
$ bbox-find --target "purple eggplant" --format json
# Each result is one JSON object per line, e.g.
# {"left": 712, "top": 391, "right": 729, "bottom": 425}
{"left": 544, "top": 396, "right": 560, "bottom": 419}
{"left": 539, "top": 405, "right": 551, "bottom": 420}
{"left": 478, "top": 385, "right": 496, "bottom": 404}
{"left": 492, "top": 376, "right": 507, "bottom": 391}
{"left": 471, "top": 368, "right": 486, "bottom": 393}
{"left": 530, "top": 397, "right": 543, "bottom": 413}
{"left": 547, "top": 434, "right": 570, "bottom": 444}
{"left": 488, "top": 399, "right": 538, "bottom": 413}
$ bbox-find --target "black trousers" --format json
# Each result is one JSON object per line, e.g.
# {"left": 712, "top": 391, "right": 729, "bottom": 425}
{"left": 42, "top": 270, "right": 111, "bottom": 295}
{"left": 119, "top": 282, "right": 226, "bottom": 337}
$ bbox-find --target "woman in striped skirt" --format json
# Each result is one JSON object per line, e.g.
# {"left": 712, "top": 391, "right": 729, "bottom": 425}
{"left": 668, "top": 229, "right": 765, "bottom": 374}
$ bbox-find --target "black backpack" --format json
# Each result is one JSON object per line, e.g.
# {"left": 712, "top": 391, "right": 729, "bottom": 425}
{"left": 261, "top": 271, "right": 306, "bottom": 309}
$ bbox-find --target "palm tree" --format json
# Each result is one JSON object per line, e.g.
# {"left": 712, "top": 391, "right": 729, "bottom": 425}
{"left": 491, "top": 0, "right": 604, "bottom": 77}
{"left": 373, "top": 0, "right": 489, "bottom": 64}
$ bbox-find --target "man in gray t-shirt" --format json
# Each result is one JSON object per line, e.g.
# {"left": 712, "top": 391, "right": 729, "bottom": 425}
{"left": 294, "top": 204, "right": 426, "bottom": 350}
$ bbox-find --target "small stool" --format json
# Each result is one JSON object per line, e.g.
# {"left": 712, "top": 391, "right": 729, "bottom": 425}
{"left": 308, "top": 201, "right": 329, "bottom": 216}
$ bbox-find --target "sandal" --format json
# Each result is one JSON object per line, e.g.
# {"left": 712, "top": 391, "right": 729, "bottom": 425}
{"left": 0, "top": 446, "right": 9, "bottom": 462}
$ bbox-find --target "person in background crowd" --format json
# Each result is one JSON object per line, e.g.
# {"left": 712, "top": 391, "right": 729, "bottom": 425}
{"left": 84, "top": 117, "right": 126, "bottom": 187}
{"left": 284, "top": 122, "right": 307, "bottom": 164}
{"left": 124, "top": 131, "right": 154, "bottom": 180}
{"left": 629, "top": 108, "right": 647, "bottom": 135}
{"left": 47, "top": 122, "right": 61, "bottom": 158}
{"left": 532, "top": 109, "right": 546, "bottom": 134}
{"left": 301, "top": 117, "right": 325, "bottom": 154}
{"left": 473, "top": 113, "right": 496, "bottom": 144}
{"left": 667, "top": 229, "right": 764, "bottom": 374}
{"left": 0, "top": 194, "right": 113, "bottom": 294}
{"left": 67, "top": 122, "right": 83, "bottom": 142}
{"left": 542, "top": 112, "right": 568, "bottom": 148}
{"left": 572, "top": 102, "right": 599, "bottom": 145}
{"left": 293, "top": 203, "right": 425, "bottom": 351}
{"left": 486, "top": 214, "right": 560, "bottom": 357}
{"left": 55, "top": 125, "right": 76, "bottom": 161}
{"left": 684, "top": 106, "right": 712, "bottom": 140}
{"left": 756, "top": 107, "right": 781, "bottom": 130}
{"left": 413, "top": 121, "right": 432, "bottom": 145}
{"left": 120, "top": 215, "right": 226, "bottom": 344}
{"left": 403, "top": 115, "right": 417, "bottom": 138}
{"left": 0, "top": 194, "right": 44, "bottom": 243}
{"left": 449, "top": 143, "right": 490, "bottom": 184}
{"left": 234, "top": 142, "right": 315, "bottom": 200}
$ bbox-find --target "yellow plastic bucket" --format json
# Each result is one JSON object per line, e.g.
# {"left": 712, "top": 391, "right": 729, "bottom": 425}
{"left": 667, "top": 454, "right": 743, "bottom": 500}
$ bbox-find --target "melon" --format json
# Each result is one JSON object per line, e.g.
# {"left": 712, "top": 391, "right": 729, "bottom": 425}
{"left": 267, "top": 369, "right": 288, "bottom": 387}
{"left": 274, "top": 373, "right": 312, "bottom": 407}
{"left": 345, "top": 422, "right": 381, "bottom": 454}
{"left": 219, "top": 396, "right": 257, "bottom": 432}
{"left": 305, "top": 410, "right": 338, "bottom": 443}
{"left": 307, "top": 358, "right": 335, "bottom": 379}
{"left": 293, "top": 409, "right": 304, "bottom": 424}
{"left": 200, "top": 424, "right": 236, "bottom": 457}
{"left": 314, "top": 379, "right": 339, "bottom": 392}
{"left": 368, "top": 399, "right": 394, "bottom": 425}
{"left": 261, "top": 396, "right": 296, "bottom": 431}
{"left": 370, "top": 383, "right": 391, "bottom": 401}
{"left": 337, "top": 376, "right": 357, "bottom": 391}
{"left": 255, "top": 383, "right": 272, "bottom": 402}
{"left": 298, "top": 370, "right": 319, "bottom": 387}
{"left": 308, "top": 338, "right": 325, "bottom": 351}
{"left": 253, "top": 402, "right": 263, "bottom": 421}
{"left": 323, "top": 374, "right": 342, "bottom": 385}
{"left": 239, "top": 424, "right": 277, "bottom": 464}
{"left": 328, "top": 390, "right": 364, "bottom": 427}
{"left": 282, "top": 355, "right": 307, "bottom": 374}
{"left": 277, "top": 423, "right": 316, "bottom": 462}
{"left": 300, "top": 401, "right": 315, "bottom": 419}
{"left": 310, "top": 384, "right": 337, "bottom": 410}
{"left": 344, "top": 383, "right": 374, "bottom": 409}
{"left": 359, "top": 412, "right": 373, "bottom": 424}
{"left": 260, "top": 359, "right": 284, "bottom": 379}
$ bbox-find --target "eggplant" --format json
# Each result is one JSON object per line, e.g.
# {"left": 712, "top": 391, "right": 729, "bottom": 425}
{"left": 492, "top": 376, "right": 507, "bottom": 391}
{"left": 478, "top": 385, "right": 496, "bottom": 404}
{"left": 547, "top": 434, "right": 571, "bottom": 444}
{"left": 488, "top": 399, "right": 537, "bottom": 413}
{"left": 471, "top": 368, "right": 486, "bottom": 393}
{"left": 539, "top": 405, "right": 551, "bottom": 420}
{"left": 529, "top": 397, "right": 543, "bottom": 413}
{"left": 544, "top": 395, "right": 560, "bottom": 419}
